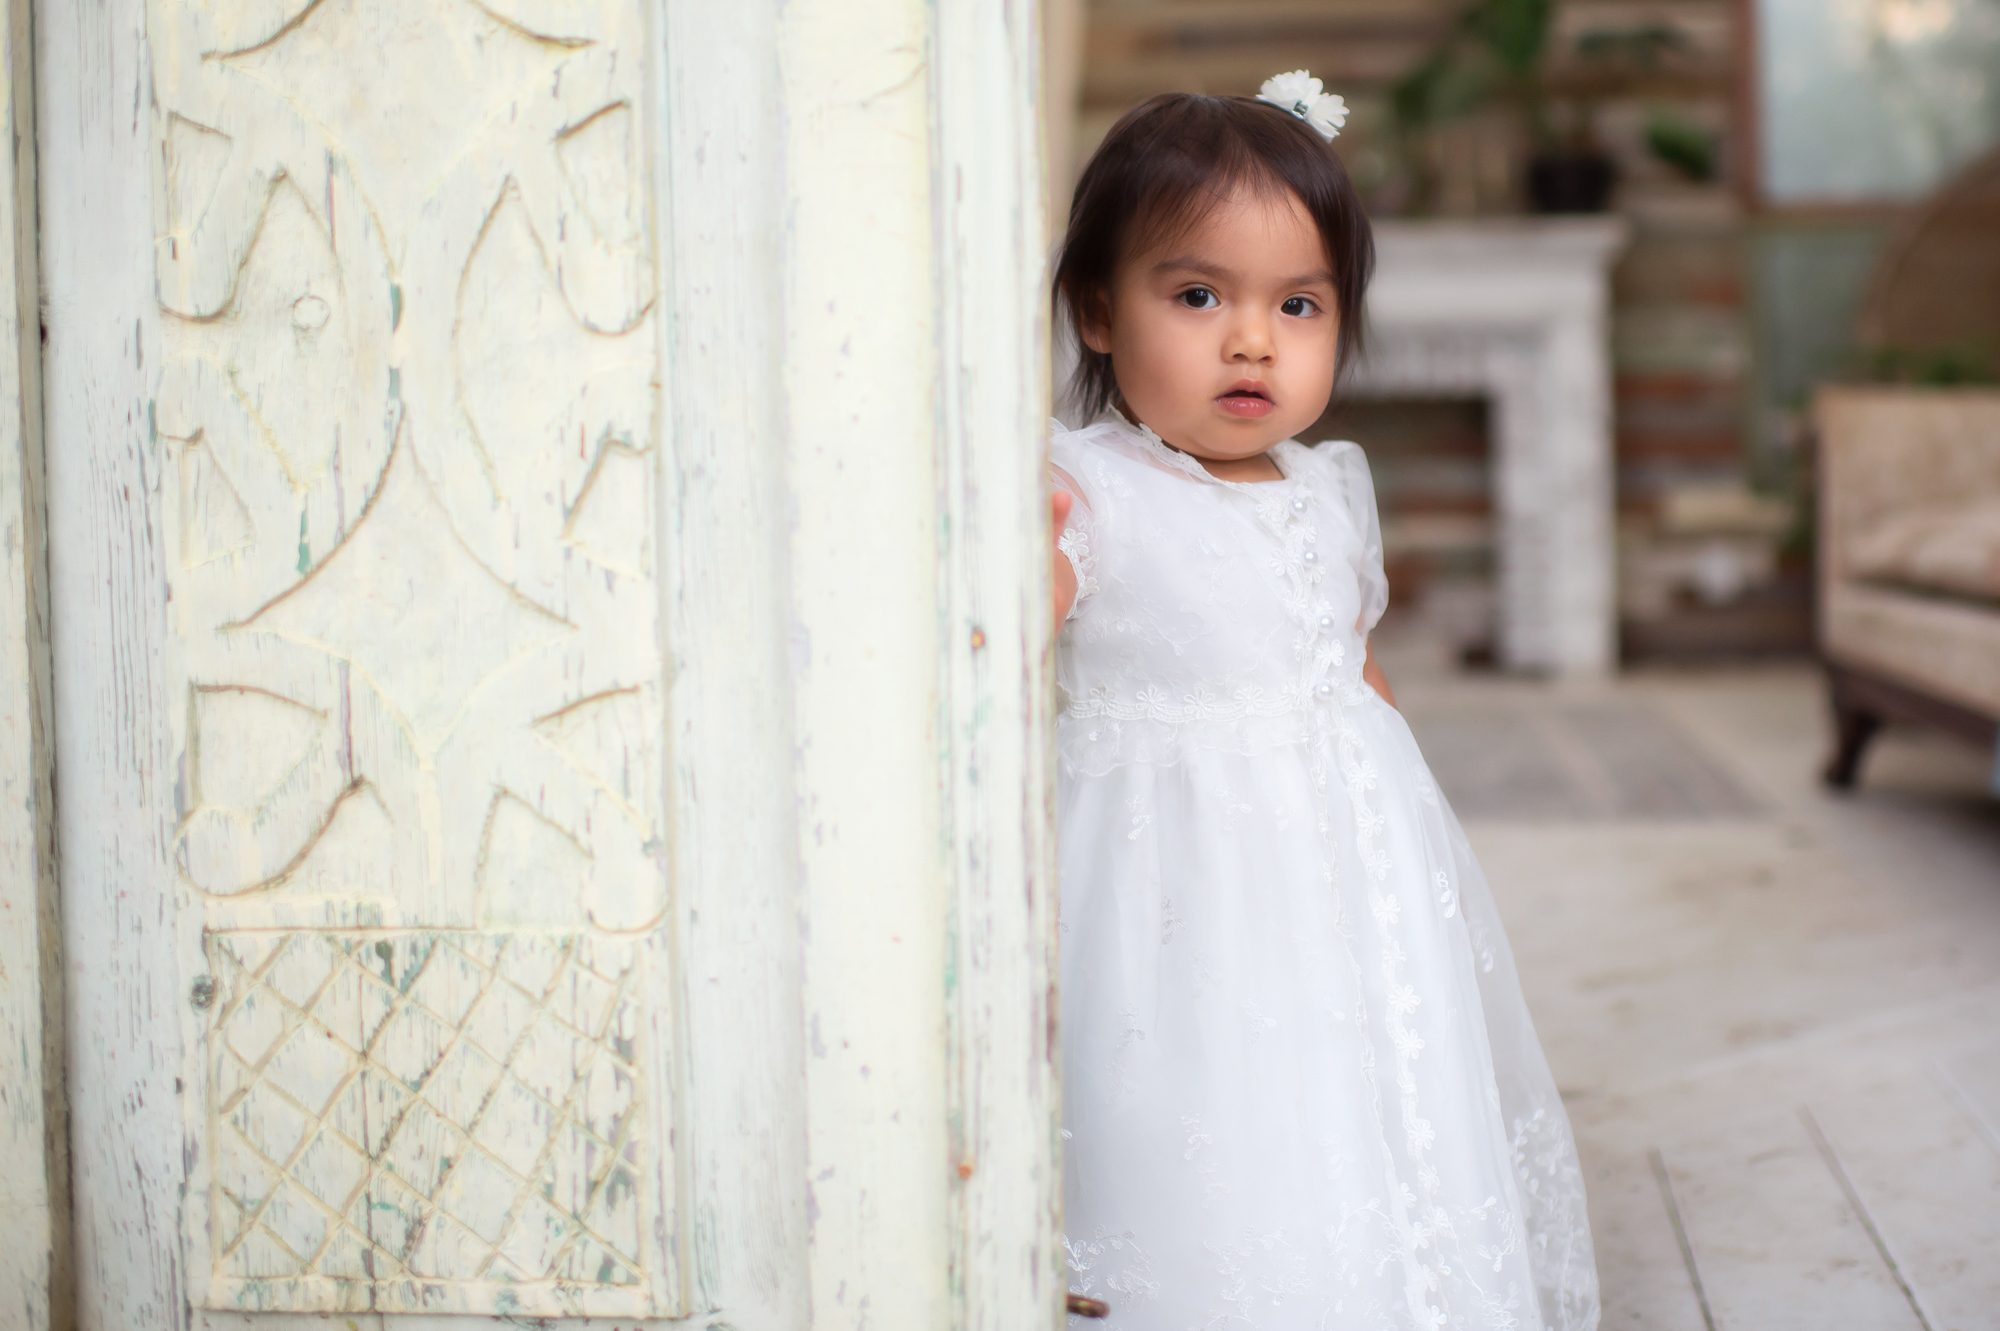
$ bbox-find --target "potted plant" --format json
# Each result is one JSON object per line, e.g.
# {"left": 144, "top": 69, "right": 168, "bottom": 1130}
{"left": 1392, "top": 0, "right": 1706, "bottom": 213}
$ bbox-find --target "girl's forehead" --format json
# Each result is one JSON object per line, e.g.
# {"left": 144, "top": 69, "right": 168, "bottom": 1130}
{"left": 1126, "top": 186, "right": 1331, "bottom": 279}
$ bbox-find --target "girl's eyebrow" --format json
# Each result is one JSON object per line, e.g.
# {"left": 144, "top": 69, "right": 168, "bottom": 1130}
{"left": 1152, "top": 256, "right": 1234, "bottom": 280}
{"left": 1151, "top": 256, "right": 1336, "bottom": 288}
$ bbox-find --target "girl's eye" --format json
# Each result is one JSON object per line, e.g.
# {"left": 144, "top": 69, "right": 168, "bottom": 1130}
{"left": 1178, "top": 286, "right": 1218, "bottom": 310}
{"left": 1283, "top": 296, "right": 1320, "bottom": 317}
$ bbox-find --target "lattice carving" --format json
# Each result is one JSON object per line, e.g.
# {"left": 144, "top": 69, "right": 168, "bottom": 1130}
{"left": 205, "top": 929, "right": 654, "bottom": 1316}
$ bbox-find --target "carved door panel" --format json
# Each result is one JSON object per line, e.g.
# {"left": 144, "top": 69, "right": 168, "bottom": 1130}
{"left": 61, "top": 0, "right": 687, "bottom": 1320}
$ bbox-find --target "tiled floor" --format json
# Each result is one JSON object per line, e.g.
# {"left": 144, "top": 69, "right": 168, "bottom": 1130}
{"left": 1379, "top": 629, "right": 2000, "bottom": 1331}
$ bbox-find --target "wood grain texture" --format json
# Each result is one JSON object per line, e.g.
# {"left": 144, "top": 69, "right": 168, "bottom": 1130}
{"left": 0, "top": 0, "right": 69, "bottom": 1325}
{"left": 656, "top": 4, "right": 811, "bottom": 1326}
{"left": 779, "top": 3, "right": 952, "bottom": 1328}
{"left": 38, "top": 0, "right": 187, "bottom": 1322}
{"left": 933, "top": 5, "right": 1065, "bottom": 1331}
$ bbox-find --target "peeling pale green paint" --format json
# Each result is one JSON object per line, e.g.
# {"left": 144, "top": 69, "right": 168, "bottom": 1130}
{"left": 296, "top": 509, "right": 310, "bottom": 573}
{"left": 390, "top": 281, "right": 403, "bottom": 331}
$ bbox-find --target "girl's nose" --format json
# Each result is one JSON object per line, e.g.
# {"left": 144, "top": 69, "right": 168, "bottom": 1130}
{"left": 1225, "top": 315, "right": 1274, "bottom": 361}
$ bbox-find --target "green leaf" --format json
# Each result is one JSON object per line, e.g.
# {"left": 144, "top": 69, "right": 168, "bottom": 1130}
{"left": 1466, "top": 0, "right": 1554, "bottom": 77}
{"left": 1577, "top": 24, "right": 1688, "bottom": 66}
{"left": 1644, "top": 110, "right": 1717, "bottom": 181}
{"left": 1391, "top": 46, "right": 1500, "bottom": 129}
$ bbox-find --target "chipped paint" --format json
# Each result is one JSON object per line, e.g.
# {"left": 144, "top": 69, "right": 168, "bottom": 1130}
{"left": 0, "top": 1, "right": 70, "bottom": 1326}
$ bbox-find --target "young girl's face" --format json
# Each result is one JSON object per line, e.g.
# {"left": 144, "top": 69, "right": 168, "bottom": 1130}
{"left": 1081, "top": 182, "right": 1341, "bottom": 466}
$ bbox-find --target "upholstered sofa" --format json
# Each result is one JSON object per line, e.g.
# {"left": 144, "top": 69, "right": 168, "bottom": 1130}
{"left": 1815, "top": 387, "right": 2000, "bottom": 790}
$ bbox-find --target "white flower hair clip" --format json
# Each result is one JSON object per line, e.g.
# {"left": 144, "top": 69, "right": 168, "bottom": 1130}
{"left": 1255, "top": 69, "right": 1348, "bottom": 142}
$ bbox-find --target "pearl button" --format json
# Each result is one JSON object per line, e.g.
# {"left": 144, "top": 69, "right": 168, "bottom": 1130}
{"left": 1290, "top": 495, "right": 1309, "bottom": 513}
{"left": 1318, "top": 614, "right": 1335, "bottom": 631}
{"left": 1302, "top": 549, "right": 1318, "bottom": 564}
{"left": 1314, "top": 680, "right": 1333, "bottom": 698}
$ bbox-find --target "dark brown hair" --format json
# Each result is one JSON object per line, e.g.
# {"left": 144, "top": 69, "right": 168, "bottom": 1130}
{"left": 1053, "top": 92, "right": 1375, "bottom": 423}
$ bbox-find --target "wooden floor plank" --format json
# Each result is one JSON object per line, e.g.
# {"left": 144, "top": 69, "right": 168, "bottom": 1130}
{"left": 1938, "top": 1038, "right": 2000, "bottom": 1154}
{"left": 1657, "top": 1105, "right": 1924, "bottom": 1331}
{"left": 1575, "top": 1141, "right": 1711, "bottom": 1331}
{"left": 1805, "top": 1060, "right": 2000, "bottom": 1331}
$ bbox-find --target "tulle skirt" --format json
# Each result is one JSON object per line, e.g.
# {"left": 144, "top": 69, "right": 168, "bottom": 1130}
{"left": 1057, "top": 690, "right": 1600, "bottom": 1331}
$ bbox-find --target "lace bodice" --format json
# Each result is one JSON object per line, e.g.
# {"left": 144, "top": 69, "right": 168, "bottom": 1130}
{"left": 1051, "top": 410, "right": 1391, "bottom": 774}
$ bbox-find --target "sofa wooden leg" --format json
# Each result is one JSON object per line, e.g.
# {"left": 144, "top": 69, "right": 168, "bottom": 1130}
{"left": 1823, "top": 702, "right": 1882, "bottom": 789}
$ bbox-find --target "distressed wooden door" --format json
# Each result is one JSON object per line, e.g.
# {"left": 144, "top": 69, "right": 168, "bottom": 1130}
{"left": 34, "top": 0, "right": 1061, "bottom": 1328}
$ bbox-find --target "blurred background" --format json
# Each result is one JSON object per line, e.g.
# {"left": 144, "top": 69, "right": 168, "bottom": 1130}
{"left": 1045, "top": 1, "right": 2000, "bottom": 1325}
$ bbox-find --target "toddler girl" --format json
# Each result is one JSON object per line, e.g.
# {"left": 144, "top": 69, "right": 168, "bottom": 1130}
{"left": 1049, "top": 72, "right": 1601, "bottom": 1330}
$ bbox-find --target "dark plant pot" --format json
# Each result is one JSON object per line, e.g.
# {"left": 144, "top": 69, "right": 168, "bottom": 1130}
{"left": 1527, "top": 150, "right": 1617, "bottom": 214}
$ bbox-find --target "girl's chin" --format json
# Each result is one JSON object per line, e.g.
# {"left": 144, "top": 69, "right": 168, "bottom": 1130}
{"left": 1139, "top": 404, "right": 1296, "bottom": 452}
{"left": 1203, "top": 406, "right": 1300, "bottom": 444}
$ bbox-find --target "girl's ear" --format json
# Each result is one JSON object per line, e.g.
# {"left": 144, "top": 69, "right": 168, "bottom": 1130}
{"left": 1077, "top": 288, "right": 1113, "bottom": 355}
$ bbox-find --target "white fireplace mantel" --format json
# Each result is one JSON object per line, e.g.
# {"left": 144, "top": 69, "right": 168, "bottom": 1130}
{"left": 1350, "top": 217, "right": 1631, "bottom": 677}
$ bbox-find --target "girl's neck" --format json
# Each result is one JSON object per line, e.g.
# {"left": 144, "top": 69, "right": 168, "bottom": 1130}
{"left": 1114, "top": 399, "right": 1285, "bottom": 485}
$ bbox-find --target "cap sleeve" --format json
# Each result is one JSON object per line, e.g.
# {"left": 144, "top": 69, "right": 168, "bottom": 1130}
{"left": 1050, "top": 421, "right": 1098, "bottom": 624}
{"left": 1322, "top": 440, "right": 1389, "bottom": 636}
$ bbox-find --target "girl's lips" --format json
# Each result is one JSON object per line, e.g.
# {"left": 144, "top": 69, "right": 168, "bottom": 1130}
{"left": 1217, "top": 392, "right": 1275, "bottom": 419}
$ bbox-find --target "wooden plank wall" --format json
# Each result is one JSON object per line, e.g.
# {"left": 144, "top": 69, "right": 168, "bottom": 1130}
{"left": 1070, "top": 0, "right": 1750, "bottom": 599}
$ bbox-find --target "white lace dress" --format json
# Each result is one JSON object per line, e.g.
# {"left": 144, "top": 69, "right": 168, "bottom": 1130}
{"left": 1052, "top": 410, "right": 1600, "bottom": 1331}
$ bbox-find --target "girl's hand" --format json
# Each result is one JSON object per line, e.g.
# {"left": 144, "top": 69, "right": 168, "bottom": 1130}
{"left": 1362, "top": 636, "right": 1398, "bottom": 709}
{"left": 1052, "top": 488, "right": 1078, "bottom": 632}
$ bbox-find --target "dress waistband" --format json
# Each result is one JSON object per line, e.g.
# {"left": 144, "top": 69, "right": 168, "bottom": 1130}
{"left": 1059, "top": 671, "right": 1375, "bottom": 726}
{"left": 1056, "top": 675, "right": 1381, "bottom": 777}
